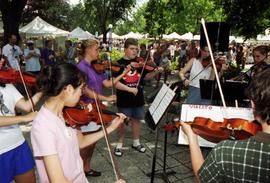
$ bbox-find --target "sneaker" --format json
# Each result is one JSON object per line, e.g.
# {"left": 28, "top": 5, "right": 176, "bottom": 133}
{"left": 132, "top": 144, "right": 146, "bottom": 153}
{"left": 114, "top": 147, "right": 123, "bottom": 157}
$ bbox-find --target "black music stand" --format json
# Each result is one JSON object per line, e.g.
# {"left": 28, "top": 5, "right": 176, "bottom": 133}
{"left": 199, "top": 79, "right": 249, "bottom": 105}
{"left": 145, "top": 84, "right": 177, "bottom": 183}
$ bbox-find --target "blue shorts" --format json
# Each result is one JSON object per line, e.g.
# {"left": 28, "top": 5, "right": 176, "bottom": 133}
{"left": 0, "top": 141, "right": 35, "bottom": 183}
{"left": 118, "top": 106, "right": 145, "bottom": 120}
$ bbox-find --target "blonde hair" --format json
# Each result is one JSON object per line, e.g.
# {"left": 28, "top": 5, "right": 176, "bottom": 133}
{"left": 78, "top": 39, "right": 99, "bottom": 56}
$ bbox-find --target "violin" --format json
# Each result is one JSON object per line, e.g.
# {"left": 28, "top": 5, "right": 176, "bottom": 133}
{"left": 130, "top": 57, "right": 157, "bottom": 71}
{"left": 91, "top": 60, "right": 125, "bottom": 74}
{"left": 63, "top": 101, "right": 128, "bottom": 127}
{"left": 0, "top": 69, "right": 36, "bottom": 86}
{"left": 201, "top": 56, "right": 226, "bottom": 72}
{"left": 164, "top": 117, "right": 261, "bottom": 143}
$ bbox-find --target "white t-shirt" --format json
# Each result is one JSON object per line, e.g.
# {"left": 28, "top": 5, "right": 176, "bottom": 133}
{"left": 24, "top": 48, "right": 41, "bottom": 72}
{"left": 0, "top": 84, "right": 24, "bottom": 155}
{"left": 31, "top": 106, "right": 88, "bottom": 183}
{"left": 189, "top": 58, "right": 212, "bottom": 88}
{"left": 2, "top": 44, "right": 22, "bottom": 70}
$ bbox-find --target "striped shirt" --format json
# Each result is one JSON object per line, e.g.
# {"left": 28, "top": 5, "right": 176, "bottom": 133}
{"left": 198, "top": 131, "right": 270, "bottom": 182}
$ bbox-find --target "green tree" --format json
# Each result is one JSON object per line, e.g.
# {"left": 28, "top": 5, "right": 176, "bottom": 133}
{"left": 22, "top": 0, "right": 72, "bottom": 30}
{"left": 84, "top": 0, "right": 136, "bottom": 42}
{"left": 114, "top": 4, "right": 147, "bottom": 35}
{"left": 219, "top": 0, "right": 270, "bottom": 38}
{"left": 0, "top": 0, "right": 27, "bottom": 44}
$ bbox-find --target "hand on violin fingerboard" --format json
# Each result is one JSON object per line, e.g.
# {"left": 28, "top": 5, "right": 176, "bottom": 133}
{"left": 106, "top": 95, "right": 117, "bottom": 102}
{"left": 183, "top": 79, "right": 190, "bottom": 86}
{"left": 109, "top": 113, "right": 127, "bottom": 131}
{"left": 180, "top": 121, "right": 198, "bottom": 141}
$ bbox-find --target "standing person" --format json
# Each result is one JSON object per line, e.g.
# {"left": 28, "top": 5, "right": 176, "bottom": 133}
{"left": 40, "top": 40, "right": 55, "bottom": 67}
{"left": 113, "top": 38, "right": 163, "bottom": 156}
{"left": 24, "top": 40, "right": 41, "bottom": 75}
{"left": 180, "top": 68, "right": 270, "bottom": 182}
{"left": 77, "top": 39, "right": 134, "bottom": 177}
{"left": 2, "top": 34, "right": 23, "bottom": 70}
{"left": 0, "top": 81, "right": 43, "bottom": 183}
{"left": 179, "top": 46, "right": 215, "bottom": 105}
{"left": 31, "top": 63, "right": 127, "bottom": 183}
{"left": 64, "top": 40, "right": 76, "bottom": 64}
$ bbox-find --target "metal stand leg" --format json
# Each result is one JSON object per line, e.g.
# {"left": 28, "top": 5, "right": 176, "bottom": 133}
{"left": 155, "top": 129, "right": 176, "bottom": 182}
{"left": 148, "top": 127, "right": 176, "bottom": 183}
{"left": 150, "top": 128, "right": 160, "bottom": 183}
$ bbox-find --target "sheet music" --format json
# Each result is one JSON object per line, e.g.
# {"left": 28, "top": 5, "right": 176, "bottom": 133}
{"left": 149, "top": 84, "right": 176, "bottom": 124}
{"left": 149, "top": 84, "right": 168, "bottom": 114}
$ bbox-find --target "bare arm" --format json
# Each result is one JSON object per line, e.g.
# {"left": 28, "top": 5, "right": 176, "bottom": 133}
{"left": 15, "top": 92, "right": 43, "bottom": 112}
{"left": 0, "top": 112, "right": 37, "bottom": 127}
{"left": 180, "top": 122, "right": 204, "bottom": 182}
{"left": 83, "top": 87, "right": 115, "bottom": 102}
{"left": 43, "top": 155, "right": 72, "bottom": 183}
{"left": 179, "top": 58, "right": 194, "bottom": 86}
{"left": 114, "top": 81, "right": 138, "bottom": 96}
{"left": 77, "top": 114, "right": 125, "bottom": 149}
{"left": 103, "top": 66, "right": 131, "bottom": 88}
{"left": 144, "top": 67, "right": 164, "bottom": 81}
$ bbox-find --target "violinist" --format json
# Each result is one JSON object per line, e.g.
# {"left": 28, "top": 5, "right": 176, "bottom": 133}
{"left": 31, "top": 63, "right": 127, "bottom": 183}
{"left": 244, "top": 45, "right": 270, "bottom": 82}
{"left": 113, "top": 38, "right": 163, "bottom": 157}
{"left": 0, "top": 78, "right": 43, "bottom": 182}
{"left": 179, "top": 46, "right": 215, "bottom": 105}
{"left": 180, "top": 68, "right": 270, "bottom": 182}
{"left": 76, "top": 39, "right": 134, "bottom": 177}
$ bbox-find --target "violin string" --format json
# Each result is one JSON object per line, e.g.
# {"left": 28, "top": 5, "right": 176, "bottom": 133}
{"left": 201, "top": 18, "right": 227, "bottom": 108}
{"left": 92, "top": 91, "right": 121, "bottom": 181}
{"left": 15, "top": 56, "right": 35, "bottom": 112}
{"left": 107, "top": 53, "right": 115, "bottom": 96}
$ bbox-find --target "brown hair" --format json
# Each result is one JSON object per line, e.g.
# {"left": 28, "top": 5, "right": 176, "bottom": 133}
{"left": 124, "top": 38, "right": 138, "bottom": 49}
{"left": 246, "top": 68, "right": 270, "bottom": 125}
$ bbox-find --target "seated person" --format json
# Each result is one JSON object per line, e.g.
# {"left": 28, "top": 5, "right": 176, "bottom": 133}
{"left": 180, "top": 68, "right": 270, "bottom": 182}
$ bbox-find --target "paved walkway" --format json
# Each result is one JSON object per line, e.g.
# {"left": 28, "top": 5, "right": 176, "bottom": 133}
{"left": 22, "top": 71, "right": 211, "bottom": 183}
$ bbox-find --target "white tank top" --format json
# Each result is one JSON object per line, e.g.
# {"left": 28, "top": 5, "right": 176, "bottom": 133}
{"left": 189, "top": 58, "right": 212, "bottom": 88}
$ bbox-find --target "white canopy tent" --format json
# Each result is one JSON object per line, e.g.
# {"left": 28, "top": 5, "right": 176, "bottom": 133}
{"left": 121, "top": 31, "right": 143, "bottom": 39}
{"left": 257, "top": 34, "right": 270, "bottom": 41}
{"left": 98, "top": 32, "right": 121, "bottom": 39}
{"left": 19, "top": 16, "right": 69, "bottom": 37}
{"left": 163, "top": 32, "right": 181, "bottom": 39}
{"left": 193, "top": 35, "right": 200, "bottom": 40}
{"left": 68, "top": 27, "right": 94, "bottom": 40}
{"left": 179, "top": 32, "right": 193, "bottom": 40}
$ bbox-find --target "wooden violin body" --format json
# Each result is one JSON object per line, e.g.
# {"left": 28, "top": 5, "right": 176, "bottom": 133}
{"left": 63, "top": 101, "right": 122, "bottom": 128}
{"left": 91, "top": 60, "right": 124, "bottom": 74}
{"left": 0, "top": 69, "right": 36, "bottom": 86}
{"left": 167, "top": 117, "right": 262, "bottom": 143}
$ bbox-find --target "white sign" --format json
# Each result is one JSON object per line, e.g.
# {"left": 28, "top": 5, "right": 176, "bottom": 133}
{"left": 178, "top": 104, "right": 254, "bottom": 147}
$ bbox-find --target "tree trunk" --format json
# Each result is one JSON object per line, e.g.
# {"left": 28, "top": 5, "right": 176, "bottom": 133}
{"left": 0, "top": 0, "right": 27, "bottom": 45}
{"left": 101, "top": 25, "right": 107, "bottom": 43}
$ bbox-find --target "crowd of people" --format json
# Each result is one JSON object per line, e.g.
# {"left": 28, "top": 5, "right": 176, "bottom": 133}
{"left": 0, "top": 33, "right": 270, "bottom": 183}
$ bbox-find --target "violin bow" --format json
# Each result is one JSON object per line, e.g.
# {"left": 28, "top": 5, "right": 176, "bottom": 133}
{"left": 92, "top": 91, "right": 122, "bottom": 181}
{"left": 15, "top": 56, "right": 35, "bottom": 112}
{"left": 135, "top": 51, "right": 151, "bottom": 90}
{"left": 201, "top": 18, "right": 227, "bottom": 108}
{"left": 107, "top": 52, "right": 115, "bottom": 96}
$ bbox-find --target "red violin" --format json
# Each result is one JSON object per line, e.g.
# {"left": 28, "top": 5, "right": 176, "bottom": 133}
{"left": 201, "top": 56, "right": 226, "bottom": 72}
{"left": 91, "top": 60, "right": 125, "bottom": 74}
{"left": 130, "top": 57, "right": 157, "bottom": 71}
{"left": 0, "top": 69, "right": 36, "bottom": 86}
{"left": 164, "top": 117, "right": 261, "bottom": 143}
{"left": 63, "top": 101, "right": 128, "bottom": 128}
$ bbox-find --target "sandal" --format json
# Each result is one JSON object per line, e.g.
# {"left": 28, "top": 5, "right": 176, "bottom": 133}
{"left": 132, "top": 144, "right": 146, "bottom": 153}
{"left": 114, "top": 147, "right": 123, "bottom": 157}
